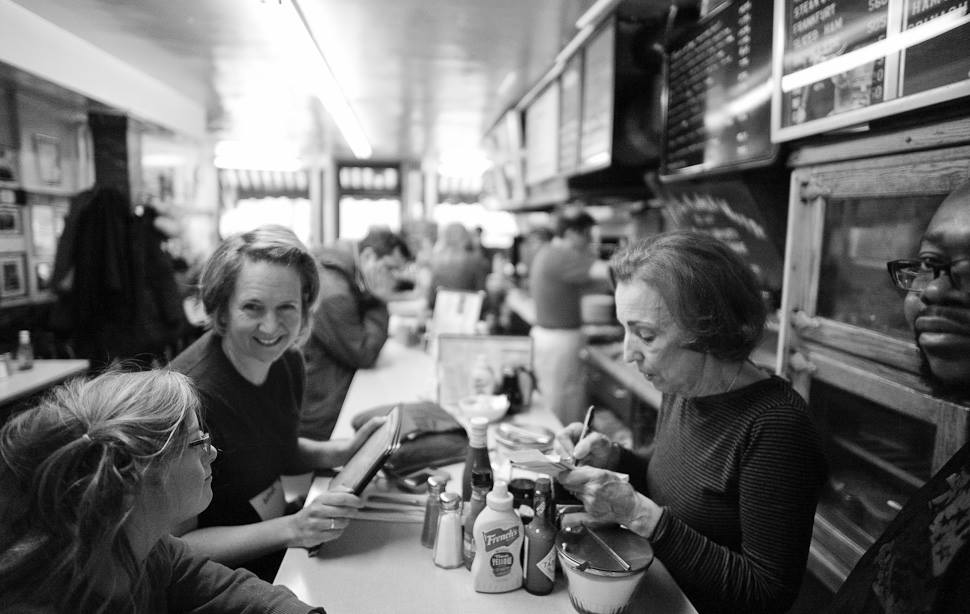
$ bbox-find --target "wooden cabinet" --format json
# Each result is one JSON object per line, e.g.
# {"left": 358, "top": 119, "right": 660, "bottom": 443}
{"left": 777, "top": 116, "right": 970, "bottom": 590}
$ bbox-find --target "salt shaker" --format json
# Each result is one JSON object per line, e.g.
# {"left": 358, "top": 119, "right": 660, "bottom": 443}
{"left": 420, "top": 475, "right": 449, "bottom": 548}
{"left": 433, "top": 491, "right": 463, "bottom": 569}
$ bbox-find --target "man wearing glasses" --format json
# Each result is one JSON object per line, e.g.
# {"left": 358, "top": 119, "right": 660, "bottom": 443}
{"left": 300, "top": 228, "right": 412, "bottom": 440}
{"left": 830, "top": 180, "right": 970, "bottom": 613}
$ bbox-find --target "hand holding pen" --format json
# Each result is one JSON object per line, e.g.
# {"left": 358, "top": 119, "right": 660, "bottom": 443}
{"left": 554, "top": 406, "right": 620, "bottom": 470}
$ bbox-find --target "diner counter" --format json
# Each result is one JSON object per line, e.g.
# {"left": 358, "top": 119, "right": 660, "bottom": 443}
{"left": 0, "top": 359, "right": 89, "bottom": 406}
{"left": 275, "top": 339, "right": 696, "bottom": 614}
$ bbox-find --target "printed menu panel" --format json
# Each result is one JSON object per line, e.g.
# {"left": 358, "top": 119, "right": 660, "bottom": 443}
{"left": 900, "top": 0, "right": 970, "bottom": 95}
{"left": 662, "top": 0, "right": 777, "bottom": 177}
{"left": 781, "top": 0, "right": 890, "bottom": 130}
{"left": 775, "top": 0, "right": 970, "bottom": 140}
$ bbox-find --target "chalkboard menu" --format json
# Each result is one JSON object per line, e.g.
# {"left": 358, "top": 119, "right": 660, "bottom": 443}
{"left": 579, "top": 19, "right": 615, "bottom": 172}
{"left": 774, "top": 0, "right": 970, "bottom": 141}
{"left": 661, "top": 0, "right": 777, "bottom": 178}
{"left": 558, "top": 55, "right": 583, "bottom": 176}
{"left": 662, "top": 180, "right": 784, "bottom": 291}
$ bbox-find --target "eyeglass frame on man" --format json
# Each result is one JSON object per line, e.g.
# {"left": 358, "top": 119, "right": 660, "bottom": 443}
{"left": 887, "top": 257, "right": 970, "bottom": 293}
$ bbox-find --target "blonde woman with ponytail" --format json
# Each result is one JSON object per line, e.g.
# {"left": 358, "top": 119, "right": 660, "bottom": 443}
{"left": 0, "top": 369, "right": 325, "bottom": 613}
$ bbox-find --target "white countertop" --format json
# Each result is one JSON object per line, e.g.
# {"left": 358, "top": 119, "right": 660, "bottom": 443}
{"left": 0, "top": 359, "right": 89, "bottom": 406}
{"left": 274, "top": 339, "right": 696, "bottom": 614}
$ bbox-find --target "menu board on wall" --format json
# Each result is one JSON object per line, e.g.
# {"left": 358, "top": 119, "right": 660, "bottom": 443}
{"left": 662, "top": 180, "right": 784, "bottom": 291}
{"left": 558, "top": 55, "right": 583, "bottom": 176}
{"left": 661, "top": 0, "right": 777, "bottom": 178}
{"left": 579, "top": 19, "right": 615, "bottom": 172}
{"left": 773, "top": 0, "right": 970, "bottom": 141}
{"left": 524, "top": 82, "right": 560, "bottom": 185}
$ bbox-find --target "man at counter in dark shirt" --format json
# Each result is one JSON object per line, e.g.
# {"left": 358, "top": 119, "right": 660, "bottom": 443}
{"left": 528, "top": 209, "right": 610, "bottom": 424}
{"left": 828, "top": 179, "right": 970, "bottom": 613}
{"left": 300, "top": 229, "right": 411, "bottom": 440}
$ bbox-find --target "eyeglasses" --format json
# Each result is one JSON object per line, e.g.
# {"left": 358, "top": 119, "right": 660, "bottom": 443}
{"left": 188, "top": 432, "right": 216, "bottom": 455}
{"left": 887, "top": 257, "right": 970, "bottom": 293}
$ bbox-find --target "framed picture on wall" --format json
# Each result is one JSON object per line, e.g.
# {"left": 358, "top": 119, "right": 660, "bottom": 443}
{"left": 0, "top": 204, "right": 23, "bottom": 235}
{"left": 0, "top": 252, "right": 27, "bottom": 299}
{"left": 30, "top": 203, "right": 57, "bottom": 254}
{"left": 33, "top": 133, "right": 62, "bottom": 186}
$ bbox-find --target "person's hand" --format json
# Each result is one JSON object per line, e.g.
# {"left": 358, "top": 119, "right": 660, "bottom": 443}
{"left": 554, "top": 422, "right": 620, "bottom": 469}
{"left": 328, "top": 416, "right": 387, "bottom": 467}
{"left": 286, "top": 487, "right": 363, "bottom": 548}
{"left": 361, "top": 259, "right": 396, "bottom": 302}
{"left": 557, "top": 466, "right": 663, "bottom": 539}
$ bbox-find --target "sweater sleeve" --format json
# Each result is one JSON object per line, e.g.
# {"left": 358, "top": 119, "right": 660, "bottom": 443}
{"left": 310, "top": 271, "right": 389, "bottom": 369}
{"left": 160, "top": 535, "right": 325, "bottom": 614}
{"left": 649, "top": 407, "right": 826, "bottom": 614}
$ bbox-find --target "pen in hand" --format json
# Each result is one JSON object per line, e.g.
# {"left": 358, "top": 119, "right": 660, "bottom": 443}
{"left": 571, "top": 405, "right": 596, "bottom": 466}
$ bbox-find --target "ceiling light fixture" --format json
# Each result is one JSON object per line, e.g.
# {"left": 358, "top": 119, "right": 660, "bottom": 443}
{"left": 575, "top": 0, "right": 622, "bottom": 30}
{"left": 287, "top": 0, "right": 372, "bottom": 159}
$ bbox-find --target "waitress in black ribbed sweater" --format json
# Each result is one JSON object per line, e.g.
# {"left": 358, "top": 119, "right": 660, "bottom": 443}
{"left": 557, "top": 231, "right": 827, "bottom": 614}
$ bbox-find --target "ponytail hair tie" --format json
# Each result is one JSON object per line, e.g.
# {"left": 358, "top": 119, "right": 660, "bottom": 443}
{"left": 81, "top": 433, "right": 93, "bottom": 443}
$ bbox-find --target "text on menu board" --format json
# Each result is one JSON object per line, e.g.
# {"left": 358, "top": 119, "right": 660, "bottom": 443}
{"left": 776, "top": 0, "right": 970, "bottom": 140}
{"left": 662, "top": 0, "right": 776, "bottom": 177}
{"left": 662, "top": 181, "right": 784, "bottom": 290}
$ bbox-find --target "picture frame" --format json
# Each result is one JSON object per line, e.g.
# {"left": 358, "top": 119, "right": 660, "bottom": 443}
{"left": 30, "top": 203, "right": 57, "bottom": 254}
{"left": 0, "top": 204, "right": 23, "bottom": 235}
{"left": 33, "top": 133, "right": 62, "bottom": 186}
{"left": 0, "top": 252, "right": 27, "bottom": 299}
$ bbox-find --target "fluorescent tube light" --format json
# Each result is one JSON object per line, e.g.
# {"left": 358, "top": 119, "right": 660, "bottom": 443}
{"left": 288, "top": 0, "right": 372, "bottom": 159}
{"left": 575, "top": 0, "right": 622, "bottom": 30}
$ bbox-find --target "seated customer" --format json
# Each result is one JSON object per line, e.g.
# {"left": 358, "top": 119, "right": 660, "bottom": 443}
{"left": 171, "top": 225, "right": 383, "bottom": 581}
{"left": 425, "top": 222, "right": 489, "bottom": 310}
{"left": 301, "top": 228, "right": 411, "bottom": 440}
{"left": 827, "top": 179, "right": 970, "bottom": 613}
{"left": 556, "top": 231, "right": 827, "bottom": 614}
{"left": 0, "top": 369, "right": 323, "bottom": 613}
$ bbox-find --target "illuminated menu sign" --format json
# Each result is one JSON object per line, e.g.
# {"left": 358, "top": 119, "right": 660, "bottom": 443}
{"left": 662, "top": 0, "right": 777, "bottom": 178}
{"left": 558, "top": 55, "right": 583, "bottom": 176}
{"left": 524, "top": 82, "right": 560, "bottom": 185}
{"left": 774, "top": 0, "right": 970, "bottom": 141}
{"left": 579, "top": 19, "right": 615, "bottom": 172}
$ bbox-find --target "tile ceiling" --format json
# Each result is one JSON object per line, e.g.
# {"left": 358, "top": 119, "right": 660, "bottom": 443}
{"left": 11, "top": 0, "right": 681, "bottom": 166}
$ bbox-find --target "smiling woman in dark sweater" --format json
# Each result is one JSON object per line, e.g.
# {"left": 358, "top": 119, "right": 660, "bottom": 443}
{"left": 557, "top": 231, "right": 827, "bottom": 614}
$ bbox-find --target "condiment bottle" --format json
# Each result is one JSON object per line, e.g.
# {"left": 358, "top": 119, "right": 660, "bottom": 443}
{"left": 462, "top": 468, "right": 493, "bottom": 570}
{"left": 471, "top": 480, "right": 523, "bottom": 593}
{"left": 462, "top": 416, "right": 491, "bottom": 501}
{"left": 500, "top": 364, "right": 523, "bottom": 414}
{"left": 420, "top": 475, "right": 449, "bottom": 548}
{"left": 16, "top": 330, "right": 33, "bottom": 371}
{"left": 523, "top": 477, "right": 556, "bottom": 595}
{"left": 433, "top": 492, "right": 464, "bottom": 569}
{"left": 470, "top": 354, "right": 495, "bottom": 395}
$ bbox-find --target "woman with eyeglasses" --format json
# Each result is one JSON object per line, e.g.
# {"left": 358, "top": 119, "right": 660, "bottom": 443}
{"left": 554, "top": 231, "right": 827, "bottom": 614}
{"left": 0, "top": 369, "right": 324, "bottom": 613}
{"left": 170, "top": 225, "right": 383, "bottom": 582}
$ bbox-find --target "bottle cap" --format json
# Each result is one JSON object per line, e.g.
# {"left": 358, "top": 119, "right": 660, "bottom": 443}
{"left": 439, "top": 491, "right": 461, "bottom": 511}
{"left": 428, "top": 474, "right": 449, "bottom": 492}
{"left": 468, "top": 416, "right": 489, "bottom": 447}
{"left": 486, "top": 479, "right": 513, "bottom": 511}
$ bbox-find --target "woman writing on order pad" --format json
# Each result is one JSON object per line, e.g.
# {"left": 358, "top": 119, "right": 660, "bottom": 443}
{"left": 171, "top": 225, "right": 383, "bottom": 581}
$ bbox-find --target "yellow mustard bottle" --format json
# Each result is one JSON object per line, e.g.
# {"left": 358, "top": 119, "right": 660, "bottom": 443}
{"left": 471, "top": 480, "right": 523, "bottom": 593}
